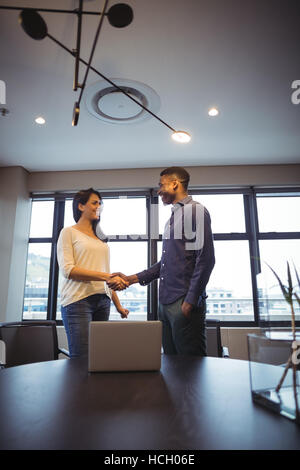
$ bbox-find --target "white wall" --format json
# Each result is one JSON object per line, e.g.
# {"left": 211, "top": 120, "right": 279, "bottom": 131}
{"left": 28, "top": 163, "right": 300, "bottom": 192}
{"left": 0, "top": 166, "right": 31, "bottom": 322}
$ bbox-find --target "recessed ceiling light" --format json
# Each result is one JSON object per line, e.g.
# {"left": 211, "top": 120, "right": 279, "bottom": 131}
{"left": 35, "top": 116, "right": 45, "bottom": 125}
{"left": 85, "top": 79, "right": 160, "bottom": 124}
{"left": 208, "top": 107, "right": 219, "bottom": 117}
{"left": 171, "top": 131, "right": 191, "bottom": 143}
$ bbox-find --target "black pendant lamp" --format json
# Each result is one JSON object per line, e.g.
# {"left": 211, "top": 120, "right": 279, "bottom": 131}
{"left": 2, "top": 1, "right": 191, "bottom": 142}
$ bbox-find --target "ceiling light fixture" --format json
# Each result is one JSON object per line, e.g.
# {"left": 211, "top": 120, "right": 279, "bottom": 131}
{"left": 208, "top": 107, "right": 219, "bottom": 117}
{"left": 0, "top": 1, "right": 191, "bottom": 142}
{"left": 171, "top": 131, "right": 191, "bottom": 143}
{"left": 85, "top": 79, "right": 161, "bottom": 124}
{"left": 35, "top": 116, "right": 45, "bottom": 125}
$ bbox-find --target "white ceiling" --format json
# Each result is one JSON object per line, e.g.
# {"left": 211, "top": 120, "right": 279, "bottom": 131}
{"left": 0, "top": 0, "right": 300, "bottom": 172}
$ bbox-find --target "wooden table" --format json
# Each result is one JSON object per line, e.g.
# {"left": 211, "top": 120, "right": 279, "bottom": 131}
{"left": 0, "top": 355, "right": 300, "bottom": 450}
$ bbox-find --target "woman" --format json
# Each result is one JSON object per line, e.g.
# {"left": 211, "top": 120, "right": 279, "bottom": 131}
{"left": 57, "top": 188, "right": 129, "bottom": 358}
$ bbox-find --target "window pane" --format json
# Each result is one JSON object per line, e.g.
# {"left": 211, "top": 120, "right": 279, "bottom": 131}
{"left": 257, "top": 240, "right": 300, "bottom": 322}
{"left": 56, "top": 272, "right": 63, "bottom": 321}
{"left": 23, "top": 243, "right": 51, "bottom": 320}
{"left": 64, "top": 199, "right": 74, "bottom": 227}
{"left": 100, "top": 197, "right": 147, "bottom": 236}
{"left": 158, "top": 199, "right": 172, "bottom": 234}
{"left": 64, "top": 197, "right": 147, "bottom": 236}
{"left": 29, "top": 201, "right": 54, "bottom": 238}
{"left": 109, "top": 241, "right": 148, "bottom": 321}
{"left": 193, "top": 194, "right": 246, "bottom": 233}
{"left": 158, "top": 240, "right": 254, "bottom": 321}
{"left": 207, "top": 240, "right": 254, "bottom": 320}
{"left": 158, "top": 194, "right": 245, "bottom": 234}
{"left": 257, "top": 194, "right": 300, "bottom": 232}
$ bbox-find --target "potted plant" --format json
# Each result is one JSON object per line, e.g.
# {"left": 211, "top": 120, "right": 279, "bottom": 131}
{"left": 266, "top": 262, "right": 300, "bottom": 421}
{"left": 247, "top": 261, "right": 300, "bottom": 423}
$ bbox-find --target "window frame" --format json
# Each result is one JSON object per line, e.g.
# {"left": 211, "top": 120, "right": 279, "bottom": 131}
{"left": 23, "top": 187, "right": 300, "bottom": 328}
{"left": 254, "top": 187, "right": 300, "bottom": 328}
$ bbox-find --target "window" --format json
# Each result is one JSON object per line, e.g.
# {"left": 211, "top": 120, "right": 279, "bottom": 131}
{"left": 207, "top": 240, "right": 254, "bottom": 321}
{"left": 157, "top": 191, "right": 254, "bottom": 322}
{"left": 57, "top": 195, "right": 149, "bottom": 322}
{"left": 23, "top": 200, "right": 55, "bottom": 320}
{"left": 193, "top": 194, "right": 246, "bottom": 233}
{"left": 189, "top": 192, "right": 254, "bottom": 322}
{"left": 23, "top": 243, "right": 51, "bottom": 320}
{"left": 256, "top": 192, "right": 300, "bottom": 324}
{"left": 29, "top": 200, "right": 54, "bottom": 238}
{"left": 109, "top": 241, "right": 147, "bottom": 320}
{"left": 100, "top": 197, "right": 147, "bottom": 236}
{"left": 23, "top": 188, "right": 300, "bottom": 327}
{"left": 256, "top": 194, "right": 300, "bottom": 232}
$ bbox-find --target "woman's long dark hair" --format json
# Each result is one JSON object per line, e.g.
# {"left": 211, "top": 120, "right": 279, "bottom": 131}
{"left": 72, "top": 188, "right": 103, "bottom": 239}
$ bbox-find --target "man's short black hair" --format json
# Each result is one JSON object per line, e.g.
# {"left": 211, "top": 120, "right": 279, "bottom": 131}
{"left": 160, "top": 166, "right": 190, "bottom": 191}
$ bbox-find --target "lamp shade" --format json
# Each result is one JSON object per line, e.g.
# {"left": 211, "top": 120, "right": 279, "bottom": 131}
{"left": 171, "top": 131, "right": 191, "bottom": 143}
{"left": 107, "top": 3, "right": 133, "bottom": 28}
{"left": 19, "top": 9, "right": 47, "bottom": 40}
{"left": 72, "top": 102, "right": 80, "bottom": 126}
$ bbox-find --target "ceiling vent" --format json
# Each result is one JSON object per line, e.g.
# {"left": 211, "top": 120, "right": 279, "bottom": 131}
{"left": 84, "top": 79, "right": 161, "bottom": 124}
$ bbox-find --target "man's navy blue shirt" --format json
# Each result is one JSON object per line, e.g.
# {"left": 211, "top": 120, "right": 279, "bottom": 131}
{"left": 137, "top": 196, "right": 215, "bottom": 306}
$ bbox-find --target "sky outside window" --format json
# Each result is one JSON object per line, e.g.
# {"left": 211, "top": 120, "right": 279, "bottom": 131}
{"left": 29, "top": 200, "right": 54, "bottom": 238}
{"left": 256, "top": 195, "right": 300, "bottom": 232}
{"left": 158, "top": 194, "right": 245, "bottom": 234}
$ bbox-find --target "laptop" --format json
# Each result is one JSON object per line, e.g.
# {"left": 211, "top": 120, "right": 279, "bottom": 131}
{"left": 88, "top": 321, "right": 162, "bottom": 372}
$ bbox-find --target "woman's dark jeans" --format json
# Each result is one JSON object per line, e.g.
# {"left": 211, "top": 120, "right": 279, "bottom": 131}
{"left": 61, "top": 294, "right": 111, "bottom": 358}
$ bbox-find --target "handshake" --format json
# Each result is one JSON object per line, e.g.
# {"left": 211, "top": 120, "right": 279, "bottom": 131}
{"left": 106, "top": 272, "right": 138, "bottom": 291}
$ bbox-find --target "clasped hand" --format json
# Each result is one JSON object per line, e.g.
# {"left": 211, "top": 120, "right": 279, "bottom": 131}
{"left": 106, "top": 273, "right": 129, "bottom": 291}
{"left": 106, "top": 272, "right": 136, "bottom": 291}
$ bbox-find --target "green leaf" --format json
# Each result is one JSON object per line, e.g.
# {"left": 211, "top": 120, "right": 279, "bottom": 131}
{"left": 265, "top": 262, "right": 292, "bottom": 304}
{"left": 287, "top": 262, "right": 293, "bottom": 297}
{"left": 294, "top": 292, "right": 300, "bottom": 307}
{"left": 294, "top": 263, "right": 300, "bottom": 290}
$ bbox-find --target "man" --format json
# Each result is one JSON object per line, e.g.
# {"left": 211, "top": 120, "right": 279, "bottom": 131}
{"left": 114, "top": 166, "right": 215, "bottom": 355}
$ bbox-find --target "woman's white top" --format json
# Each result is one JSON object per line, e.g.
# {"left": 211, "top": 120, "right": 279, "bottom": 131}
{"left": 57, "top": 226, "right": 111, "bottom": 307}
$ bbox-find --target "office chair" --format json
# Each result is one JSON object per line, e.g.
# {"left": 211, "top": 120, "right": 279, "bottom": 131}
{"left": 0, "top": 320, "right": 69, "bottom": 368}
{"left": 206, "top": 318, "right": 229, "bottom": 358}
